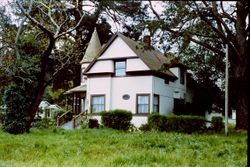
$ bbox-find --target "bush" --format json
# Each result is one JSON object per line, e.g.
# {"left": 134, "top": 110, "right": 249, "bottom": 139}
{"left": 211, "top": 116, "right": 224, "bottom": 132}
{"left": 32, "top": 118, "right": 56, "bottom": 129}
{"left": 88, "top": 119, "right": 99, "bottom": 129}
{"left": 52, "top": 109, "right": 66, "bottom": 120}
{"left": 3, "top": 83, "right": 31, "bottom": 134}
{"left": 139, "top": 123, "right": 151, "bottom": 132}
{"left": 148, "top": 114, "right": 206, "bottom": 133}
{"left": 100, "top": 109, "right": 132, "bottom": 131}
{"left": 0, "top": 112, "right": 5, "bottom": 124}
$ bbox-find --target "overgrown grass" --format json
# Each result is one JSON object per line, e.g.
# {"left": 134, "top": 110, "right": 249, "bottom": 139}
{"left": 0, "top": 128, "right": 247, "bottom": 167}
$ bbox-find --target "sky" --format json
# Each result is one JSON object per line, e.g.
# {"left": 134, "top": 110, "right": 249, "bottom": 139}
{"left": 0, "top": 0, "right": 9, "bottom": 6}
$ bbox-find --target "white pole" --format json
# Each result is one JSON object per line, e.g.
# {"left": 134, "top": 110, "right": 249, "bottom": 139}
{"left": 225, "top": 44, "right": 229, "bottom": 136}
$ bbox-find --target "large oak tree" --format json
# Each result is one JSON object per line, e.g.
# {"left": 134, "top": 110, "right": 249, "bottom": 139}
{"left": 147, "top": 1, "right": 249, "bottom": 130}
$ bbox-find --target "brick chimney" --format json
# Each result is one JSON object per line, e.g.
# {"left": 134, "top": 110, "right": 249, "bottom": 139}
{"left": 143, "top": 35, "right": 151, "bottom": 47}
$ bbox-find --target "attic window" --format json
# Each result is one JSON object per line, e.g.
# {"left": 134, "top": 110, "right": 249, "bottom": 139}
{"left": 115, "top": 60, "right": 126, "bottom": 76}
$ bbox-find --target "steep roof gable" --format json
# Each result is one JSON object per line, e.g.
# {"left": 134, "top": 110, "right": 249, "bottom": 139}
{"left": 84, "top": 33, "right": 184, "bottom": 80}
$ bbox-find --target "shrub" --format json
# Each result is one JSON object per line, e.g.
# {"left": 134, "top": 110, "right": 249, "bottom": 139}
{"left": 0, "top": 112, "right": 5, "bottom": 124}
{"left": 32, "top": 118, "right": 56, "bottom": 129}
{"left": 3, "top": 84, "right": 31, "bottom": 134}
{"left": 139, "top": 123, "right": 151, "bottom": 132}
{"left": 88, "top": 119, "right": 99, "bottom": 129}
{"left": 100, "top": 109, "right": 132, "bottom": 131}
{"left": 148, "top": 114, "right": 206, "bottom": 133}
{"left": 52, "top": 109, "right": 66, "bottom": 120}
{"left": 211, "top": 116, "right": 224, "bottom": 132}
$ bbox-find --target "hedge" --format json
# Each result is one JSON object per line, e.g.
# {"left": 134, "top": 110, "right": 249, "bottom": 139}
{"left": 148, "top": 113, "right": 206, "bottom": 133}
{"left": 211, "top": 116, "right": 224, "bottom": 132}
{"left": 100, "top": 109, "right": 132, "bottom": 131}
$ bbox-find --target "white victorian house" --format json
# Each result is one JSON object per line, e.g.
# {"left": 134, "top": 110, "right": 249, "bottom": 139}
{"left": 63, "top": 29, "right": 191, "bottom": 127}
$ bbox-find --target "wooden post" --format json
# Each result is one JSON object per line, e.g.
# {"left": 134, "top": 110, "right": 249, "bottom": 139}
{"left": 225, "top": 44, "right": 229, "bottom": 136}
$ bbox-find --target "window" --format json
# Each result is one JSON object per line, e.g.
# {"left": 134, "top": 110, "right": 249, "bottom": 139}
{"left": 153, "top": 94, "right": 159, "bottom": 113}
{"left": 115, "top": 60, "right": 126, "bottom": 76}
{"left": 137, "top": 94, "right": 150, "bottom": 114}
{"left": 180, "top": 68, "right": 185, "bottom": 84}
{"left": 91, "top": 95, "right": 105, "bottom": 113}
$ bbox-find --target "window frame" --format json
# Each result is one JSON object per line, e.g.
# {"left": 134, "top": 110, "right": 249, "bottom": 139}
{"left": 153, "top": 94, "right": 160, "bottom": 113}
{"left": 114, "top": 60, "right": 126, "bottom": 77}
{"left": 136, "top": 94, "right": 150, "bottom": 114}
{"left": 90, "top": 94, "right": 105, "bottom": 113}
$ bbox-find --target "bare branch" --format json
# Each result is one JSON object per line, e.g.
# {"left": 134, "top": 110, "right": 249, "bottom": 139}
{"left": 16, "top": 0, "right": 54, "bottom": 37}
{"left": 195, "top": 2, "right": 240, "bottom": 57}
{"left": 220, "top": 1, "right": 237, "bottom": 23}
{"left": 55, "top": 13, "right": 85, "bottom": 39}
{"left": 15, "top": 0, "right": 33, "bottom": 59}
{"left": 148, "top": 0, "right": 160, "bottom": 20}
{"left": 48, "top": 0, "right": 59, "bottom": 32}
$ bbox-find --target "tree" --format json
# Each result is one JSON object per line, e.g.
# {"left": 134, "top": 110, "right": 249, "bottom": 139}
{"left": 1, "top": 0, "right": 88, "bottom": 133}
{"left": 146, "top": 1, "right": 249, "bottom": 130}
{"left": 1, "top": 0, "right": 144, "bottom": 134}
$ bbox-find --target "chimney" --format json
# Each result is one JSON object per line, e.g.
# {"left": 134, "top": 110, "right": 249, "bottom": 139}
{"left": 143, "top": 35, "right": 151, "bottom": 47}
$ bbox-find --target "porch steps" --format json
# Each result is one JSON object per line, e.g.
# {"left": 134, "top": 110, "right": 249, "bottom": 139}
{"left": 59, "top": 120, "right": 83, "bottom": 130}
{"left": 60, "top": 120, "right": 74, "bottom": 130}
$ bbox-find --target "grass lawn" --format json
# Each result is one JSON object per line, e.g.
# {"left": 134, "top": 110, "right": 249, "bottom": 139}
{"left": 0, "top": 128, "right": 247, "bottom": 167}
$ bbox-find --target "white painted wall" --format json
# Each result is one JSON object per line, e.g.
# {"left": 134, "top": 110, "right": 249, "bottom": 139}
{"left": 87, "top": 60, "right": 113, "bottom": 74}
{"left": 87, "top": 76, "right": 153, "bottom": 114}
{"left": 126, "top": 58, "right": 150, "bottom": 71}
{"left": 86, "top": 77, "right": 112, "bottom": 111}
{"left": 91, "top": 115, "right": 148, "bottom": 128}
{"left": 98, "top": 37, "right": 137, "bottom": 59}
{"left": 169, "top": 67, "right": 186, "bottom": 100}
{"left": 111, "top": 76, "right": 153, "bottom": 113}
{"left": 152, "top": 76, "right": 174, "bottom": 114}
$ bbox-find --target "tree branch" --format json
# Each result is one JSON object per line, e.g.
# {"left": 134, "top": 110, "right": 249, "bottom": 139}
{"left": 16, "top": 0, "right": 54, "bottom": 37}
{"left": 55, "top": 12, "right": 85, "bottom": 39}
{"left": 15, "top": 0, "right": 33, "bottom": 59}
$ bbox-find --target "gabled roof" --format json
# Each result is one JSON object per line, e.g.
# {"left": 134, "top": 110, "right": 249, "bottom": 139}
{"left": 80, "top": 28, "right": 102, "bottom": 64}
{"left": 84, "top": 33, "right": 186, "bottom": 80}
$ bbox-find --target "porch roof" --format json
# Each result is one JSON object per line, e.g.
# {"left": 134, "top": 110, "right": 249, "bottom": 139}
{"left": 64, "top": 85, "right": 87, "bottom": 95}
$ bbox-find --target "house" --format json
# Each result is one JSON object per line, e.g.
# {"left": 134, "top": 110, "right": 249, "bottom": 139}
{"left": 64, "top": 29, "right": 190, "bottom": 128}
{"left": 38, "top": 101, "right": 62, "bottom": 119}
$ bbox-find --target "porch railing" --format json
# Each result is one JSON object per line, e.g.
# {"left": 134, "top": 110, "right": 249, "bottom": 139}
{"left": 57, "top": 110, "right": 73, "bottom": 127}
{"left": 72, "top": 110, "right": 88, "bottom": 129}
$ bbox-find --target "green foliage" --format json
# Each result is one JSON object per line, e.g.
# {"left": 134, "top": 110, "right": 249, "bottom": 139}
{"left": 148, "top": 113, "right": 206, "bottom": 133}
{"left": 3, "top": 83, "right": 32, "bottom": 134}
{"left": 88, "top": 119, "right": 99, "bottom": 129}
{"left": 0, "top": 112, "right": 5, "bottom": 124}
{"left": 139, "top": 123, "right": 152, "bottom": 132}
{"left": 51, "top": 109, "right": 66, "bottom": 120}
{"left": 211, "top": 116, "right": 224, "bottom": 132}
{"left": 43, "top": 86, "right": 66, "bottom": 107}
{"left": 32, "top": 118, "right": 56, "bottom": 129}
{"left": 100, "top": 109, "right": 132, "bottom": 131}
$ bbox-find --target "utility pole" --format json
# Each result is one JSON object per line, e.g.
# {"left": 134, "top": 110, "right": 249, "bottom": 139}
{"left": 225, "top": 44, "right": 229, "bottom": 136}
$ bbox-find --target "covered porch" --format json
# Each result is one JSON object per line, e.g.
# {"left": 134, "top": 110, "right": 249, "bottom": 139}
{"left": 64, "top": 84, "right": 87, "bottom": 115}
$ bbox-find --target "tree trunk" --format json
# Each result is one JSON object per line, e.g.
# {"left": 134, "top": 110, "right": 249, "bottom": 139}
{"left": 234, "top": 81, "right": 248, "bottom": 130}
{"left": 233, "top": 1, "right": 249, "bottom": 130}
{"left": 231, "top": 52, "right": 249, "bottom": 130}
{"left": 25, "top": 38, "right": 55, "bottom": 132}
